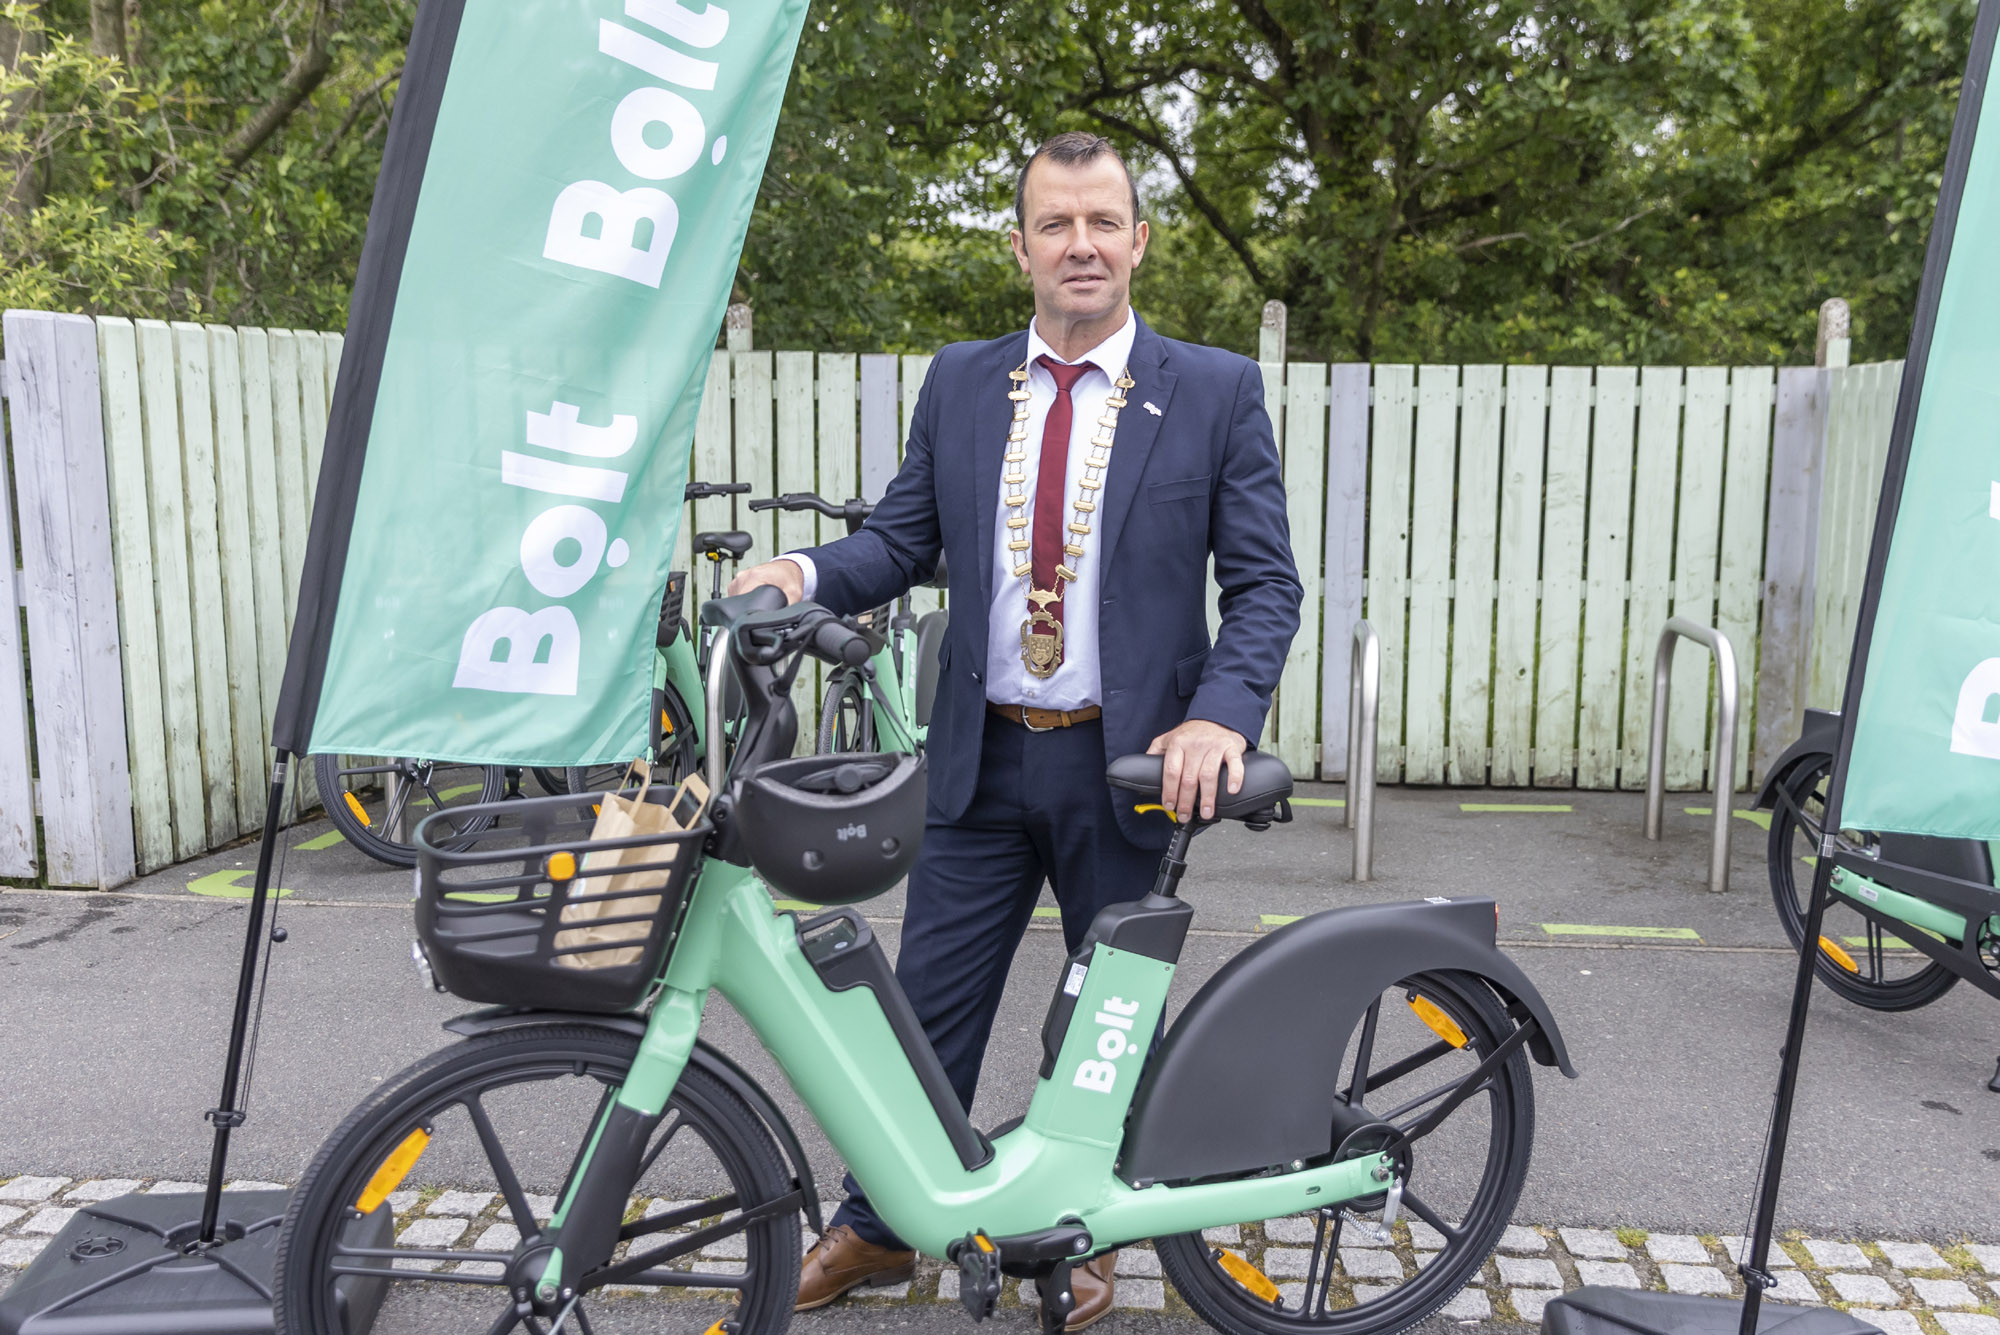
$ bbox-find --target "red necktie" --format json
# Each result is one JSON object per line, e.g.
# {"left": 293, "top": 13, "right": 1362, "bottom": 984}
{"left": 1031, "top": 356, "right": 1092, "bottom": 652}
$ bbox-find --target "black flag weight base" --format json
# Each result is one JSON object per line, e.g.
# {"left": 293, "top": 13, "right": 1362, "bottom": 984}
{"left": 0, "top": 754, "right": 390, "bottom": 1335}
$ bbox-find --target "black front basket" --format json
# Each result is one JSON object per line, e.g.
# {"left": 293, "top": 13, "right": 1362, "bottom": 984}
{"left": 413, "top": 790, "right": 708, "bottom": 1014}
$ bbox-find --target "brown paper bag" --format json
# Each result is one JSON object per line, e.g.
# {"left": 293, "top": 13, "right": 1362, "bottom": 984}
{"left": 554, "top": 763, "right": 710, "bottom": 969}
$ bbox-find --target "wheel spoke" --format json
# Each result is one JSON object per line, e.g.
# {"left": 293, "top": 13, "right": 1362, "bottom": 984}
{"left": 1361, "top": 1039, "right": 1455, "bottom": 1096}
{"left": 1378, "top": 1075, "right": 1463, "bottom": 1125}
{"left": 1290, "top": 1211, "right": 1328, "bottom": 1321}
{"left": 634, "top": 1110, "right": 684, "bottom": 1182}
{"left": 1345, "top": 999, "right": 1381, "bottom": 1105}
{"left": 1867, "top": 921, "right": 1886, "bottom": 982}
{"left": 1314, "top": 1210, "right": 1344, "bottom": 1317}
{"left": 483, "top": 1307, "right": 528, "bottom": 1335}
{"left": 1400, "top": 1189, "right": 1462, "bottom": 1246}
{"left": 465, "top": 1093, "right": 540, "bottom": 1236}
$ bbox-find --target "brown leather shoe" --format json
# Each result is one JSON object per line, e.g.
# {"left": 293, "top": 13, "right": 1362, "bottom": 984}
{"left": 795, "top": 1224, "right": 917, "bottom": 1311}
{"left": 1065, "top": 1251, "right": 1118, "bottom": 1330}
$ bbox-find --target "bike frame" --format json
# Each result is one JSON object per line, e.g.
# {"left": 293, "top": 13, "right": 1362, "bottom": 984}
{"left": 522, "top": 641, "right": 1393, "bottom": 1299}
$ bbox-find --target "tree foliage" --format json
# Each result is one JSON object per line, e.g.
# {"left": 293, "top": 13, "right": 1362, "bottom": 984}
{"left": 749, "top": 0, "right": 1976, "bottom": 363}
{"left": 0, "top": 0, "right": 410, "bottom": 328}
{"left": 0, "top": 0, "right": 1975, "bottom": 364}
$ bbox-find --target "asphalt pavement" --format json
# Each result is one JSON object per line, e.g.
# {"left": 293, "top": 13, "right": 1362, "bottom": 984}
{"left": 3, "top": 782, "right": 1998, "bottom": 1331}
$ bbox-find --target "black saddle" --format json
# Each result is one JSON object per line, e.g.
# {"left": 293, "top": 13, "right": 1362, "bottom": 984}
{"left": 1106, "top": 751, "right": 1293, "bottom": 822}
{"left": 695, "top": 530, "right": 753, "bottom": 560}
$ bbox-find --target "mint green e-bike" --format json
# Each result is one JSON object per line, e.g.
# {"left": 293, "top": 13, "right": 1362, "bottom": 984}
{"left": 274, "top": 591, "right": 1575, "bottom": 1335}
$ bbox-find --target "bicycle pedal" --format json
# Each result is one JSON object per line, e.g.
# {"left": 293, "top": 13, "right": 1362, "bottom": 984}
{"left": 952, "top": 1231, "right": 1002, "bottom": 1321}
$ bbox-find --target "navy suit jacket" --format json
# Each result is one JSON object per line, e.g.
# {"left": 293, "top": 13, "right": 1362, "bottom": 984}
{"left": 798, "top": 316, "right": 1302, "bottom": 849}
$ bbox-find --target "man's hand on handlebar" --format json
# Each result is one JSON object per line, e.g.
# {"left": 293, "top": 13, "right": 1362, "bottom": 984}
{"left": 727, "top": 558, "right": 806, "bottom": 604}
{"left": 1146, "top": 718, "right": 1248, "bottom": 823}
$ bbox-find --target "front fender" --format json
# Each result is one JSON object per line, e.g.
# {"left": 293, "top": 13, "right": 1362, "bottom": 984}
{"left": 1753, "top": 708, "right": 1841, "bottom": 809}
{"left": 442, "top": 1007, "right": 822, "bottom": 1232}
{"left": 1116, "top": 898, "right": 1573, "bottom": 1187}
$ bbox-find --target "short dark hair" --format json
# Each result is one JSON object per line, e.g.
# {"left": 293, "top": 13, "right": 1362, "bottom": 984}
{"left": 1013, "top": 132, "right": 1141, "bottom": 229}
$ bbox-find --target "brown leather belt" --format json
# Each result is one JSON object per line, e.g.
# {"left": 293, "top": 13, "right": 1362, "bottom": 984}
{"left": 988, "top": 702, "right": 1102, "bottom": 731}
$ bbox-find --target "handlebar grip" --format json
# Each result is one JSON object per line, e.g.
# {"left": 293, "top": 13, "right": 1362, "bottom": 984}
{"left": 747, "top": 497, "right": 780, "bottom": 511}
{"left": 809, "top": 616, "right": 873, "bottom": 668}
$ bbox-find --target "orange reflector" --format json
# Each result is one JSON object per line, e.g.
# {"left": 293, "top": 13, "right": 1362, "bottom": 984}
{"left": 547, "top": 850, "right": 577, "bottom": 881}
{"left": 592, "top": 803, "right": 602, "bottom": 817}
{"left": 1408, "top": 994, "right": 1469, "bottom": 1048}
{"left": 974, "top": 1233, "right": 996, "bottom": 1253}
{"left": 343, "top": 791, "right": 373, "bottom": 828}
{"left": 1818, "top": 936, "right": 1860, "bottom": 973}
{"left": 1216, "top": 1249, "right": 1279, "bottom": 1303}
{"left": 701, "top": 1321, "right": 728, "bottom": 1335}
{"left": 661, "top": 711, "right": 675, "bottom": 734}
{"left": 354, "top": 1127, "right": 430, "bottom": 1213}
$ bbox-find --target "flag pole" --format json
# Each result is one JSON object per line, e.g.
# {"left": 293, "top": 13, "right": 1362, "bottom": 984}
{"left": 196, "top": 750, "right": 292, "bottom": 1246}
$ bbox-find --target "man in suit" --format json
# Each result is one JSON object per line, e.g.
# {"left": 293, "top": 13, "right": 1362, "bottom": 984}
{"left": 729, "top": 131, "right": 1301, "bottom": 1325}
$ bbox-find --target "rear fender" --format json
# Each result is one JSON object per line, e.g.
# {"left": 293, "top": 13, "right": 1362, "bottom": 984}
{"left": 442, "top": 1007, "right": 822, "bottom": 1232}
{"left": 1754, "top": 709, "right": 1841, "bottom": 809}
{"left": 1116, "top": 898, "right": 1574, "bottom": 1188}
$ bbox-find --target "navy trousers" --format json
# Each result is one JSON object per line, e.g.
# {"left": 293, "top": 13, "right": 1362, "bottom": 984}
{"left": 833, "top": 712, "right": 1162, "bottom": 1249}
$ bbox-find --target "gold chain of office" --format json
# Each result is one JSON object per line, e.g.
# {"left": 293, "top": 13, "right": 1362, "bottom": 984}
{"left": 1004, "top": 359, "right": 1136, "bottom": 679}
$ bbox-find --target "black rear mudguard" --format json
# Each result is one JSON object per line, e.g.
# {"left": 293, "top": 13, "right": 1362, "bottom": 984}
{"left": 1116, "top": 897, "right": 1574, "bottom": 1187}
{"left": 1754, "top": 708, "right": 1842, "bottom": 809}
{"left": 1752, "top": 711, "right": 1994, "bottom": 884}
{"left": 442, "top": 1006, "right": 822, "bottom": 1232}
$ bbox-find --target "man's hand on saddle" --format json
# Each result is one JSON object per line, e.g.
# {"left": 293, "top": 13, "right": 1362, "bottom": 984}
{"left": 727, "top": 558, "right": 806, "bottom": 603}
{"left": 1147, "top": 718, "right": 1249, "bottom": 823}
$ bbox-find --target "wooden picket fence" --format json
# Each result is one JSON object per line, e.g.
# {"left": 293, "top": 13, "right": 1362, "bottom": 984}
{"left": 0, "top": 306, "right": 1903, "bottom": 886}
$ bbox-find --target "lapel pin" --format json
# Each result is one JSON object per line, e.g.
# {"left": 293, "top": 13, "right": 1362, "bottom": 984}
{"left": 1143, "top": 401, "right": 1161, "bottom": 416}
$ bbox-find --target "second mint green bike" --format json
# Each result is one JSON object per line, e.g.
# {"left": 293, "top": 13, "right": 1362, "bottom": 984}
{"left": 274, "top": 590, "right": 1574, "bottom": 1335}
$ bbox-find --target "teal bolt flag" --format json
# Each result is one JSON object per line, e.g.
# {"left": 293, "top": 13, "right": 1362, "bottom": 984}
{"left": 1839, "top": 5, "right": 2000, "bottom": 838}
{"left": 272, "top": 0, "right": 809, "bottom": 767}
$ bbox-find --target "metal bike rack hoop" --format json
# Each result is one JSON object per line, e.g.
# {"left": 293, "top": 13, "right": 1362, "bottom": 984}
{"left": 1346, "top": 620, "right": 1380, "bottom": 883}
{"left": 1644, "top": 617, "right": 1739, "bottom": 894}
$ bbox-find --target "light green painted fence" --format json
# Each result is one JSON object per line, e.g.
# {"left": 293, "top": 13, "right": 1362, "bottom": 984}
{"left": 0, "top": 305, "right": 1904, "bottom": 886}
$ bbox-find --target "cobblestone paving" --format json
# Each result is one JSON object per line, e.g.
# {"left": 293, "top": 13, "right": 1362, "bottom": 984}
{"left": 7, "top": 1172, "right": 2000, "bottom": 1329}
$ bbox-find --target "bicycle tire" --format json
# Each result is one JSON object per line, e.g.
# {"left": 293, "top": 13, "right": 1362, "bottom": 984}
{"left": 313, "top": 754, "right": 507, "bottom": 869}
{"left": 567, "top": 680, "right": 702, "bottom": 795}
{"left": 1157, "top": 970, "right": 1534, "bottom": 1335}
{"left": 1767, "top": 753, "right": 1958, "bottom": 1011}
{"left": 275, "top": 1024, "right": 800, "bottom": 1335}
{"left": 816, "top": 671, "right": 875, "bottom": 753}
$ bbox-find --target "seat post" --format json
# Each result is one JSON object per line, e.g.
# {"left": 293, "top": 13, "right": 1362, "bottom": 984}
{"left": 1150, "top": 823, "right": 1200, "bottom": 899}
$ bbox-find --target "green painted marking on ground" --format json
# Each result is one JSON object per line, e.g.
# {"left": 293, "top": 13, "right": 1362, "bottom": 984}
{"left": 444, "top": 891, "right": 517, "bottom": 904}
{"left": 1541, "top": 923, "right": 1701, "bottom": 940}
{"left": 186, "top": 869, "right": 294, "bottom": 899}
{"left": 1032, "top": 907, "right": 1061, "bottom": 918}
{"left": 1684, "top": 807, "right": 1773, "bottom": 830}
{"left": 1290, "top": 797, "right": 1344, "bottom": 808}
{"left": 1461, "top": 803, "right": 1572, "bottom": 814}
{"left": 1841, "top": 934, "right": 1916, "bottom": 950}
{"left": 294, "top": 830, "right": 345, "bottom": 850}
{"left": 1260, "top": 914, "right": 1301, "bottom": 927}
{"left": 772, "top": 899, "right": 816, "bottom": 912}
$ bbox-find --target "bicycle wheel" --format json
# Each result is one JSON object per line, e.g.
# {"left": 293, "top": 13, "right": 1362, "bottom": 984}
{"left": 276, "top": 1025, "right": 801, "bottom": 1335}
{"left": 816, "top": 671, "right": 874, "bottom": 753}
{"left": 1157, "top": 971, "right": 1534, "bottom": 1335}
{"left": 568, "top": 682, "right": 702, "bottom": 795}
{"left": 1767, "top": 754, "right": 1958, "bottom": 1011}
{"left": 314, "top": 754, "right": 507, "bottom": 869}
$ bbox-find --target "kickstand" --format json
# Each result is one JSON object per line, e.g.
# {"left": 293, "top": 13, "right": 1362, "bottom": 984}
{"left": 1989, "top": 1055, "right": 2000, "bottom": 1094}
{"left": 1037, "top": 1260, "right": 1076, "bottom": 1335}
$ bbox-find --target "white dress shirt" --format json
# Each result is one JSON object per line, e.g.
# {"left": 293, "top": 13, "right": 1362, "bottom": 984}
{"left": 785, "top": 310, "right": 1139, "bottom": 712}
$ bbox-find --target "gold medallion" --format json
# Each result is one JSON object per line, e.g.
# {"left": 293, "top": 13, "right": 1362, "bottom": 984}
{"left": 1021, "top": 588, "right": 1063, "bottom": 678}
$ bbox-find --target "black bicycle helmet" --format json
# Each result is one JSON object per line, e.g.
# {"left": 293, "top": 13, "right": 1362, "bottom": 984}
{"left": 732, "top": 752, "right": 927, "bottom": 903}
